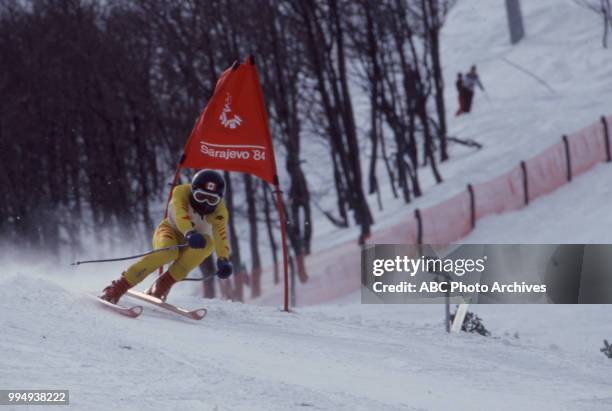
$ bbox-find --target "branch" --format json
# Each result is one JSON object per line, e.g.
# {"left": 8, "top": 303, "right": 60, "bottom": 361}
{"left": 447, "top": 136, "right": 483, "bottom": 150}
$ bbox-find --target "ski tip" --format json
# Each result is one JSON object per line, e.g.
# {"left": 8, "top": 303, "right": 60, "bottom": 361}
{"left": 119, "top": 305, "right": 143, "bottom": 318}
{"left": 90, "top": 294, "right": 144, "bottom": 318}
{"left": 190, "top": 309, "right": 207, "bottom": 320}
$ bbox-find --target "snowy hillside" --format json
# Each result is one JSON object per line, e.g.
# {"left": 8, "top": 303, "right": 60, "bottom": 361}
{"left": 250, "top": 0, "right": 612, "bottom": 298}
{"left": 1, "top": 276, "right": 610, "bottom": 411}
{"left": 2, "top": 1, "right": 612, "bottom": 410}
{"left": 304, "top": 0, "right": 612, "bottom": 247}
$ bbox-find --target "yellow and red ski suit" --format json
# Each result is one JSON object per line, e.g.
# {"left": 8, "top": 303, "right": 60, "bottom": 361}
{"left": 122, "top": 183, "right": 230, "bottom": 286}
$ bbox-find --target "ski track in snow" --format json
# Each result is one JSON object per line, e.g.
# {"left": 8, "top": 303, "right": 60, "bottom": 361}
{"left": 1, "top": 276, "right": 610, "bottom": 411}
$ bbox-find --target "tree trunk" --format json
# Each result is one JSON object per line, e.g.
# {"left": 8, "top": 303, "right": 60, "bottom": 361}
{"left": 244, "top": 174, "right": 262, "bottom": 298}
{"left": 224, "top": 171, "right": 243, "bottom": 302}
{"left": 263, "top": 185, "right": 279, "bottom": 284}
{"left": 200, "top": 257, "right": 216, "bottom": 298}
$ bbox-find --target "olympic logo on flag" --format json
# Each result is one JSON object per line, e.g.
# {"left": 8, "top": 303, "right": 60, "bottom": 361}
{"left": 219, "top": 93, "right": 243, "bottom": 129}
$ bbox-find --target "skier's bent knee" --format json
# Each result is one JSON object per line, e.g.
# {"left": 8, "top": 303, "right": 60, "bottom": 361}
{"left": 99, "top": 170, "right": 233, "bottom": 305}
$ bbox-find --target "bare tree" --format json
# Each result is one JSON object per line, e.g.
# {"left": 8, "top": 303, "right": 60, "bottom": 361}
{"left": 1, "top": 0, "right": 460, "bottom": 300}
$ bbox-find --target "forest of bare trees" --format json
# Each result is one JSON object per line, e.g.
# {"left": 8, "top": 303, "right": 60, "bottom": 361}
{"left": 0, "top": 0, "right": 456, "bottom": 298}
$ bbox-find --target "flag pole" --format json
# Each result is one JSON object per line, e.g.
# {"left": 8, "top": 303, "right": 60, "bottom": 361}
{"left": 156, "top": 158, "right": 184, "bottom": 278}
{"left": 248, "top": 55, "right": 290, "bottom": 312}
{"left": 165, "top": 156, "right": 185, "bottom": 217}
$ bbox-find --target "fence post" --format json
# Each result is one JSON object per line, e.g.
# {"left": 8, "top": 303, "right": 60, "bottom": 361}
{"left": 415, "top": 208, "right": 423, "bottom": 245}
{"left": 520, "top": 161, "right": 529, "bottom": 205}
{"left": 602, "top": 116, "right": 611, "bottom": 162}
{"left": 562, "top": 135, "right": 572, "bottom": 182}
{"left": 467, "top": 184, "right": 476, "bottom": 229}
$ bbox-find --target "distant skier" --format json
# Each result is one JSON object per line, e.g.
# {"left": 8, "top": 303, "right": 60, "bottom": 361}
{"left": 455, "top": 72, "right": 466, "bottom": 116}
{"left": 462, "top": 65, "right": 485, "bottom": 113}
{"left": 100, "top": 170, "right": 233, "bottom": 304}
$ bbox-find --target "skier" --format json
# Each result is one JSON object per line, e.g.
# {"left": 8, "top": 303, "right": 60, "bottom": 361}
{"left": 454, "top": 72, "right": 466, "bottom": 116}
{"left": 99, "top": 169, "right": 233, "bottom": 304}
{"left": 462, "top": 65, "right": 485, "bottom": 113}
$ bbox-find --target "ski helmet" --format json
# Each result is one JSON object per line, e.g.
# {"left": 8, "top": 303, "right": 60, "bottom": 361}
{"left": 190, "top": 170, "right": 226, "bottom": 215}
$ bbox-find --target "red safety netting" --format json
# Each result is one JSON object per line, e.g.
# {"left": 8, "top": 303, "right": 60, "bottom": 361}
{"left": 255, "top": 239, "right": 362, "bottom": 306}
{"left": 421, "top": 191, "right": 472, "bottom": 244}
{"left": 567, "top": 120, "right": 609, "bottom": 177}
{"left": 253, "top": 115, "right": 611, "bottom": 306}
{"left": 473, "top": 164, "right": 525, "bottom": 220}
{"left": 368, "top": 218, "right": 419, "bottom": 244}
{"left": 301, "top": 241, "right": 362, "bottom": 305}
{"left": 525, "top": 141, "right": 567, "bottom": 199}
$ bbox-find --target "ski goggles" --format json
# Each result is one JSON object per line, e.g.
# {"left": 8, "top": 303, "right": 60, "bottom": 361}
{"left": 192, "top": 189, "right": 221, "bottom": 206}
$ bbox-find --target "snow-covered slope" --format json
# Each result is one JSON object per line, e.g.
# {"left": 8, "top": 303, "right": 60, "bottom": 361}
{"left": 300, "top": 0, "right": 612, "bottom": 248}
{"left": 1, "top": 276, "right": 610, "bottom": 411}
{"left": 250, "top": 0, "right": 612, "bottom": 298}
{"left": 372, "top": 0, "right": 612, "bottom": 231}
{"left": 2, "top": 2, "right": 611, "bottom": 410}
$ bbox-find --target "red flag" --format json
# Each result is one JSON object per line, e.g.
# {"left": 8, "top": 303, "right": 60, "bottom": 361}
{"left": 182, "top": 57, "right": 278, "bottom": 184}
{"left": 170, "top": 57, "right": 290, "bottom": 312}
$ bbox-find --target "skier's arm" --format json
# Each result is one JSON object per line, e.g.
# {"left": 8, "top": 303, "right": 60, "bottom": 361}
{"left": 208, "top": 202, "right": 231, "bottom": 259}
{"left": 169, "top": 184, "right": 194, "bottom": 236}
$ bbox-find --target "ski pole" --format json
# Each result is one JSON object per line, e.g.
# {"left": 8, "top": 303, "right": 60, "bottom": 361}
{"left": 71, "top": 244, "right": 189, "bottom": 266}
{"left": 182, "top": 274, "right": 217, "bottom": 282}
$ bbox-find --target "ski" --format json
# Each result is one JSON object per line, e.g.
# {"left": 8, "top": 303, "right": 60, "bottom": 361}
{"left": 126, "top": 289, "right": 207, "bottom": 320}
{"left": 451, "top": 303, "right": 469, "bottom": 333}
{"left": 90, "top": 295, "right": 143, "bottom": 318}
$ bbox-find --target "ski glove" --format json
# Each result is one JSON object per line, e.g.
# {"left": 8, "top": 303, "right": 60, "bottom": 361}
{"left": 185, "top": 230, "right": 206, "bottom": 249}
{"left": 216, "top": 258, "right": 233, "bottom": 279}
